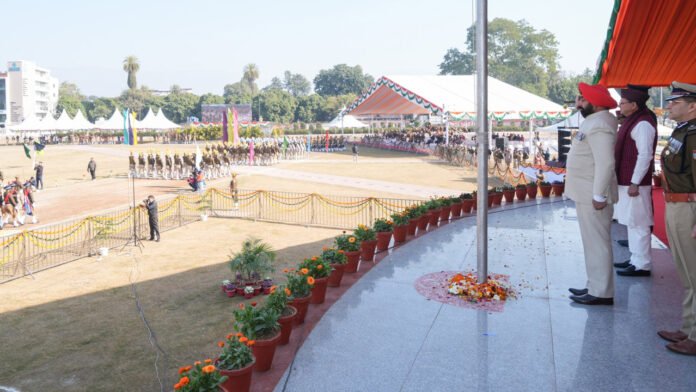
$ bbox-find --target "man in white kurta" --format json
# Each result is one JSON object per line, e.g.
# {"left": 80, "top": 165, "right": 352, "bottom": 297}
{"left": 613, "top": 85, "right": 658, "bottom": 276}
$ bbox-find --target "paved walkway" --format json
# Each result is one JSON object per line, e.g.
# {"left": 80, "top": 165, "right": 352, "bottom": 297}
{"left": 274, "top": 199, "right": 695, "bottom": 392}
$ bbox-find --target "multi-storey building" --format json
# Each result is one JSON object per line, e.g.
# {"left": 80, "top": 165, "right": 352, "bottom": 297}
{"left": 6, "top": 60, "right": 59, "bottom": 125}
{"left": 0, "top": 72, "right": 7, "bottom": 129}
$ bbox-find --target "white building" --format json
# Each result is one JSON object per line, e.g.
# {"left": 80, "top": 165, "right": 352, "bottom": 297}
{"left": 6, "top": 60, "right": 59, "bottom": 125}
{"left": 0, "top": 72, "right": 7, "bottom": 130}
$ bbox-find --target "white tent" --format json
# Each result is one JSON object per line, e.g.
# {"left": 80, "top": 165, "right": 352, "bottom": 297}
{"left": 38, "top": 112, "right": 58, "bottom": 131}
{"left": 95, "top": 108, "right": 127, "bottom": 130}
{"left": 71, "top": 110, "right": 95, "bottom": 130}
{"left": 136, "top": 108, "right": 159, "bottom": 129}
{"left": 151, "top": 109, "right": 180, "bottom": 129}
{"left": 8, "top": 114, "right": 45, "bottom": 131}
{"left": 53, "top": 110, "right": 74, "bottom": 131}
{"left": 326, "top": 114, "right": 368, "bottom": 129}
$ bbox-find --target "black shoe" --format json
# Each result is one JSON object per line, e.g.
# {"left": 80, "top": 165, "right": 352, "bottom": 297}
{"left": 613, "top": 260, "right": 631, "bottom": 268}
{"left": 155, "top": 238, "right": 160, "bottom": 242}
{"left": 570, "top": 294, "right": 614, "bottom": 305}
{"left": 617, "top": 239, "right": 629, "bottom": 247}
{"left": 148, "top": 238, "right": 154, "bottom": 241}
{"left": 617, "top": 265, "right": 651, "bottom": 277}
{"left": 568, "top": 287, "right": 588, "bottom": 296}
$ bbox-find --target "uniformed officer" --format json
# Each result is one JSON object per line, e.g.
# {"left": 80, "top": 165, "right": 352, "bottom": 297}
{"left": 142, "top": 195, "right": 160, "bottom": 242}
{"left": 657, "top": 81, "right": 696, "bottom": 355}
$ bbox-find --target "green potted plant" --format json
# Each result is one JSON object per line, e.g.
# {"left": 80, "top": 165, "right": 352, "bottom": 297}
{"left": 515, "top": 183, "right": 527, "bottom": 201}
{"left": 489, "top": 187, "right": 503, "bottom": 207}
{"left": 438, "top": 197, "right": 453, "bottom": 221}
{"left": 322, "top": 247, "right": 348, "bottom": 287}
{"left": 334, "top": 233, "right": 361, "bottom": 273}
{"left": 174, "top": 359, "right": 229, "bottom": 392}
{"left": 214, "top": 333, "right": 255, "bottom": 392}
{"left": 233, "top": 302, "right": 280, "bottom": 372}
{"left": 413, "top": 204, "right": 429, "bottom": 232}
{"left": 539, "top": 181, "right": 552, "bottom": 197}
{"left": 286, "top": 269, "right": 315, "bottom": 324}
{"left": 373, "top": 218, "right": 393, "bottom": 251}
{"left": 265, "top": 285, "right": 297, "bottom": 345}
{"left": 424, "top": 198, "right": 442, "bottom": 228}
{"left": 390, "top": 211, "right": 410, "bottom": 243}
{"left": 501, "top": 184, "right": 516, "bottom": 203}
{"left": 527, "top": 182, "right": 538, "bottom": 199}
{"left": 354, "top": 224, "right": 377, "bottom": 262}
{"left": 298, "top": 255, "right": 333, "bottom": 304}
{"left": 228, "top": 237, "right": 276, "bottom": 289}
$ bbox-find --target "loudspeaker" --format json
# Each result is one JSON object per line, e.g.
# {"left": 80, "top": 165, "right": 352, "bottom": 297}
{"left": 557, "top": 129, "right": 573, "bottom": 162}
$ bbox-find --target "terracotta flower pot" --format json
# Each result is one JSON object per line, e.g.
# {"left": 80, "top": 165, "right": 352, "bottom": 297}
{"left": 251, "top": 331, "right": 281, "bottom": 371}
{"left": 417, "top": 215, "right": 429, "bottom": 231}
{"left": 290, "top": 294, "right": 311, "bottom": 325}
{"left": 236, "top": 287, "right": 245, "bottom": 296}
{"left": 393, "top": 225, "right": 408, "bottom": 243}
{"left": 551, "top": 183, "right": 564, "bottom": 196}
{"left": 539, "top": 185, "right": 552, "bottom": 197}
{"left": 219, "top": 359, "right": 255, "bottom": 392}
{"left": 407, "top": 219, "right": 418, "bottom": 235}
{"left": 428, "top": 210, "right": 440, "bottom": 227}
{"left": 225, "top": 289, "right": 236, "bottom": 297}
{"left": 376, "top": 231, "right": 392, "bottom": 251}
{"left": 327, "top": 263, "right": 346, "bottom": 287}
{"left": 515, "top": 187, "right": 527, "bottom": 201}
{"left": 439, "top": 206, "right": 452, "bottom": 221}
{"left": 450, "top": 202, "right": 463, "bottom": 217}
{"left": 472, "top": 196, "right": 477, "bottom": 210}
{"left": 461, "top": 199, "right": 474, "bottom": 214}
{"left": 527, "top": 185, "right": 538, "bottom": 199}
{"left": 502, "top": 190, "right": 515, "bottom": 203}
{"left": 278, "top": 306, "right": 298, "bottom": 345}
{"left": 487, "top": 195, "right": 494, "bottom": 208}
{"left": 310, "top": 276, "right": 329, "bottom": 304}
{"left": 360, "top": 239, "right": 378, "bottom": 262}
{"left": 490, "top": 192, "right": 503, "bottom": 206}
{"left": 244, "top": 292, "right": 254, "bottom": 299}
{"left": 344, "top": 250, "right": 360, "bottom": 273}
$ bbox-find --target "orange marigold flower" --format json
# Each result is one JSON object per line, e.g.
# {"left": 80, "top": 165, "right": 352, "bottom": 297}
{"left": 239, "top": 336, "right": 249, "bottom": 343}
{"left": 311, "top": 256, "right": 318, "bottom": 261}
{"left": 322, "top": 246, "right": 328, "bottom": 251}
{"left": 251, "top": 302, "right": 257, "bottom": 307}
{"left": 307, "top": 276, "right": 315, "bottom": 285}
{"left": 238, "top": 303, "right": 245, "bottom": 309}
{"left": 348, "top": 237, "right": 356, "bottom": 243}
{"left": 194, "top": 361, "right": 201, "bottom": 366}
{"left": 202, "top": 365, "right": 216, "bottom": 374}
{"left": 338, "top": 250, "right": 345, "bottom": 254}
{"left": 204, "top": 359, "right": 212, "bottom": 364}
{"left": 174, "top": 382, "right": 182, "bottom": 390}
{"left": 283, "top": 268, "right": 289, "bottom": 273}
{"left": 236, "top": 332, "right": 243, "bottom": 337}
{"left": 270, "top": 285, "right": 277, "bottom": 293}
{"left": 247, "top": 340, "right": 256, "bottom": 346}
{"left": 179, "top": 376, "right": 190, "bottom": 386}
{"left": 317, "top": 264, "right": 323, "bottom": 270}
{"left": 300, "top": 268, "right": 309, "bottom": 275}
{"left": 226, "top": 333, "right": 234, "bottom": 340}
{"left": 178, "top": 366, "right": 189, "bottom": 375}
{"left": 217, "top": 341, "right": 225, "bottom": 348}
{"left": 285, "top": 288, "right": 292, "bottom": 296}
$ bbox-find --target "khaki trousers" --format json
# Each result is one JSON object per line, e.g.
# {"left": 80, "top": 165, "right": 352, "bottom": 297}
{"left": 576, "top": 202, "right": 615, "bottom": 298}
{"left": 665, "top": 202, "right": 696, "bottom": 340}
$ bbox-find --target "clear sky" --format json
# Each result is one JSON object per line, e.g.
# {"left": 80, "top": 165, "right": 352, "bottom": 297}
{"left": 1, "top": 0, "right": 615, "bottom": 97}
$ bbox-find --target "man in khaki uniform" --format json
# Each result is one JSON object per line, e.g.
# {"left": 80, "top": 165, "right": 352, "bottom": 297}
{"left": 657, "top": 82, "right": 696, "bottom": 355}
{"left": 566, "top": 82, "right": 618, "bottom": 305}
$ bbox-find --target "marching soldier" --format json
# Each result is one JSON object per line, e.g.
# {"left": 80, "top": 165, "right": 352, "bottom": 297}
{"left": 658, "top": 81, "right": 696, "bottom": 355}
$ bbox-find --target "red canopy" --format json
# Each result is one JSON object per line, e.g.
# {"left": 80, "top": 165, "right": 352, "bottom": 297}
{"left": 594, "top": 0, "right": 696, "bottom": 87}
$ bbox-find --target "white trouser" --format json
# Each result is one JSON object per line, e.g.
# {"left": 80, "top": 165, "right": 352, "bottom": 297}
{"left": 627, "top": 224, "right": 652, "bottom": 270}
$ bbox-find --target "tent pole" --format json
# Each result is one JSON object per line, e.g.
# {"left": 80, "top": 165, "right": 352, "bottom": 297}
{"left": 475, "top": 0, "right": 489, "bottom": 284}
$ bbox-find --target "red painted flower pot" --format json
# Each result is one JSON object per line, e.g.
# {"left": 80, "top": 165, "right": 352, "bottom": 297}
{"left": 219, "top": 359, "right": 255, "bottom": 392}
{"left": 376, "top": 231, "right": 392, "bottom": 251}
{"left": 461, "top": 199, "right": 474, "bottom": 214}
{"left": 290, "top": 294, "right": 311, "bottom": 325}
{"left": 428, "top": 210, "right": 440, "bottom": 227}
{"left": 344, "top": 250, "right": 360, "bottom": 273}
{"left": 393, "top": 225, "right": 408, "bottom": 243}
{"left": 327, "top": 263, "right": 346, "bottom": 287}
{"left": 450, "top": 202, "right": 463, "bottom": 217}
{"left": 527, "top": 185, "right": 538, "bottom": 199}
{"left": 225, "top": 289, "right": 236, "bottom": 297}
{"left": 417, "top": 215, "right": 429, "bottom": 231}
{"left": 491, "top": 192, "right": 503, "bottom": 206}
{"left": 407, "top": 219, "right": 418, "bottom": 236}
{"left": 360, "top": 239, "right": 378, "bottom": 262}
{"left": 515, "top": 188, "right": 527, "bottom": 201}
{"left": 278, "top": 306, "right": 298, "bottom": 345}
{"left": 472, "top": 196, "right": 477, "bottom": 210}
{"left": 244, "top": 292, "right": 254, "bottom": 299}
{"left": 551, "top": 183, "right": 564, "bottom": 196}
{"left": 502, "top": 190, "right": 515, "bottom": 203}
{"left": 439, "top": 206, "right": 452, "bottom": 221}
{"left": 236, "top": 287, "right": 245, "bottom": 296}
{"left": 310, "top": 276, "right": 329, "bottom": 304}
{"left": 540, "top": 185, "right": 552, "bottom": 197}
{"left": 252, "top": 331, "right": 281, "bottom": 371}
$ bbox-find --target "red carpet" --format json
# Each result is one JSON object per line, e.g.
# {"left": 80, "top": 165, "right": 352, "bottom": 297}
{"left": 652, "top": 186, "right": 669, "bottom": 246}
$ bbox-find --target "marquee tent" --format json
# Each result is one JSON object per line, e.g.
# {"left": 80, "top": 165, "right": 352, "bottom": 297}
{"left": 8, "top": 115, "right": 44, "bottom": 132}
{"left": 151, "top": 109, "right": 180, "bottom": 129}
{"left": 346, "top": 75, "right": 570, "bottom": 121}
{"left": 136, "top": 108, "right": 159, "bottom": 129}
{"left": 95, "top": 109, "right": 126, "bottom": 130}
{"left": 53, "top": 110, "right": 75, "bottom": 131}
{"left": 71, "top": 110, "right": 95, "bottom": 130}
{"left": 325, "top": 114, "right": 368, "bottom": 129}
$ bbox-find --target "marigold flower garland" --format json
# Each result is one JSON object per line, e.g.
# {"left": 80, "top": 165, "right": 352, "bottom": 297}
{"left": 447, "top": 272, "right": 516, "bottom": 302}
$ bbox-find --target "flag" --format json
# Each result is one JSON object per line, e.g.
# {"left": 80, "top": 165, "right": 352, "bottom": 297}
{"left": 222, "top": 109, "right": 229, "bottom": 142}
{"left": 325, "top": 131, "right": 329, "bottom": 152}
{"left": 123, "top": 109, "right": 130, "bottom": 145}
{"left": 306, "top": 133, "right": 311, "bottom": 152}
{"left": 34, "top": 141, "right": 46, "bottom": 156}
{"left": 282, "top": 135, "right": 288, "bottom": 151}
{"left": 23, "top": 143, "right": 32, "bottom": 159}
{"left": 249, "top": 140, "right": 255, "bottom": 165}
{"left": 130, "top": 112, "right": 139, "bottom": 146}
{"left": 195, "top": 143, "right": 202, "bottom": 170}
{"left": 233, "top": 108, "right": 240, "bottom": 145}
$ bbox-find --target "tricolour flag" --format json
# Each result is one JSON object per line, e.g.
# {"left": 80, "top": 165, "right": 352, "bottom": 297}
{"left": 222, "top": 109, "right": 229, "bottom": 142}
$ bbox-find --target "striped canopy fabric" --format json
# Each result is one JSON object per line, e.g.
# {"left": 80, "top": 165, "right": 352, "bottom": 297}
{"left": 594, "top": 0, "right": 696, "bottom": 87}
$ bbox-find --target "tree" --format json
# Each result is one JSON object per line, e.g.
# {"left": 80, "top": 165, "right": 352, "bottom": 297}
{"left": 56, "top": 82, "right": 85, "bottom": 117}
{"left": 162, "top": 90, "right": 199, "bottom": 124}
{"left": 118, "top": 86, "right": 164, "bottom": 119}
{"left": 319, "top": 94, "right": 357, "bottom": 122}
{"left": 264, "top": 77, "right": 285, "bottom": 91}
{"left": 82, "top": 97, "right": 118, "bottom": 122}
{"left": 295, "top": 94, "right": 326, "bottom": 123}
{"left": 224, "top": 82, "right": 253, "bottom": 104}
{"left": 438, "top": 18, "right": 560, "bottom": 97}
{"left": 242, "top": 63, "right": 260, "bottom": 96}
{"left": 254, "top": 89, "right": 297, "bottom": 123}
{"left": 313, "top": 64, "right": 374, "bottom": 96}
{"left": 123, "top": 56, "right": 140, "bottom": 90}
{"left": 547, "top": 69, "right": 594, "bottom": 105}
{"left": 283, "top": 71, "right": 311, "bottom": 97}
{"left": 196, "top": 93, "right": 225, "bottom": 119}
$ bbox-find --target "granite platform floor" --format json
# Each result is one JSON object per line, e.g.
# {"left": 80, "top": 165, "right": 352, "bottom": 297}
{"left": 274, "top": 198, "right": 696, "bottom": 392}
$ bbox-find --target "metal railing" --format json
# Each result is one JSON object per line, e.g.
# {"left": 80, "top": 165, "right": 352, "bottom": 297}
{"left": 0, "top": 188, "right": 423, "bottom": 283}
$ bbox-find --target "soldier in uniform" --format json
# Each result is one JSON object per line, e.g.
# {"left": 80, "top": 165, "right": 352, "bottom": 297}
{"left": 141, "top": 195, "right": 160, "bottom": 242}
{"left": 657, "top": 81, "right": 696, "bottom": 355}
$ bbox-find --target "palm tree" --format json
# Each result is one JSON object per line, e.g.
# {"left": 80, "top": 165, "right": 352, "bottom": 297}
{"left": 242, "top": 63, "right": 259, "bottom": 95}
{"left": 123, "top": 56, "right": 140, "bottom": 90}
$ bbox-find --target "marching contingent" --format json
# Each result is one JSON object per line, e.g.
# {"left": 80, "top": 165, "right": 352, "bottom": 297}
{"left": 0, "top": 176, "right": 37, "bottom": 230}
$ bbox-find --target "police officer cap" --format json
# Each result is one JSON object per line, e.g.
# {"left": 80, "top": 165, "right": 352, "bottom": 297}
{"left": 666, "top": 81, "right": 696, "bottom": 101}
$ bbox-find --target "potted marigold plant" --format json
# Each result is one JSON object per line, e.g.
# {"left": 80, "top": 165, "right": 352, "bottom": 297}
{"left": 174, "top": 359, "right": 228, "bottom": 392}
{"left": 539, "top": 181, "right": 552, "bottom": 197}
{"left": 501, "top": 184, "right": 515, "bottom": 203}
{"left": 233, "top": 302, "right": 280, "bottom": 372}
{"left": 460, "top": 193, "right": 474, "bottom": 214}
{"left": 424, "top": 198, "right": 442, "bottom": 228}
{"left": 438, "top": 197, "right": 453, "bottom": 221}
{"left": 215, "top": 333, "right": 255, "bottom": 392}
{"left": 298, "top": 255, "right": 333, "bottom": 304}
{"left": 322, "top": 247, "right": 347, "bottom": 287}
{"left": 229, "top": 237, "right": 276, "bottom": 288}
{"left": 354, "top": 224, "right": 377, "bottom": 262}
{"left": 334, "top": 233, "right": 360, "bottom": 273}
{"left": 373, "top": 218, "right": 393, "bottom": 251}
{"left": 286, "top": 269, "right": 315, "bottom": 324}
{"left": 265, "top": 285, "right": 297, "bottom": 345}
{"left": 405, "top": 206, "right": 420, "bottom": 236}
{"left": 390, "top": 211, "right": 410, "bottom": 244}
{"left": 412, "top": 204, "right": 429, "bottom": 231}
{"left": 515, "top": 183, "right": 527, "bottom": 201}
